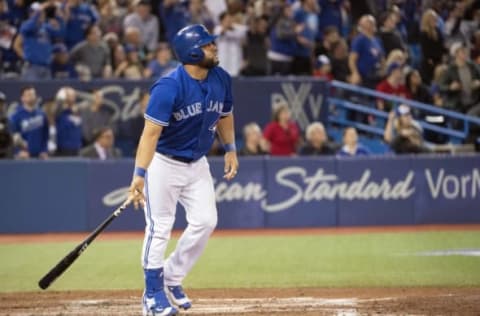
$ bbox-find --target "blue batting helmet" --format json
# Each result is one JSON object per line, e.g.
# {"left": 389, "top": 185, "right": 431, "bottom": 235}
{"left": 172, "top": 24, "right": 217, "bottom": 64}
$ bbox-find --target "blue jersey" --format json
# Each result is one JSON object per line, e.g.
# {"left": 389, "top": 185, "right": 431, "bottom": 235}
{"left": 20, "top": 13, "right": 65, "bottom": 66}
{"left": 351, "top": 33, "right": 384, "bottom": 80}
{"left": 56, "top": 109, "right": 83, "bottom": 151}
{"left": 145, "top": 65, "right": 233, "bottom": 160}
{"left": 9, "top": 104, "right": 49, "bottom": 156}
{"left": 64, "top": 3, "right": 98, "bottom": 48}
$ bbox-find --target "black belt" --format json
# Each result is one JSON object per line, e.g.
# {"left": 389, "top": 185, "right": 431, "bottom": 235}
{"left": 165, "top": 154, "right": 195, "bottom": 163}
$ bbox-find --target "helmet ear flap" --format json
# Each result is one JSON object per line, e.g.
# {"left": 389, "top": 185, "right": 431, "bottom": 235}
{"left": 189, "top": 47, "right": 204, "bottom": 63}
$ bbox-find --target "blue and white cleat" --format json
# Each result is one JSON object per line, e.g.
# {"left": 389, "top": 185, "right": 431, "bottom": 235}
{"left": 166, "top": 285, "right": 192, "bottom": 310}
{"left": 142, "top": 290, "right": 178, "bottom": 316}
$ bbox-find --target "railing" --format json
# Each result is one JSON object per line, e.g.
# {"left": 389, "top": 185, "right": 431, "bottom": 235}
{"left": 327, "top": 80, "right": 480, "bottom": 144}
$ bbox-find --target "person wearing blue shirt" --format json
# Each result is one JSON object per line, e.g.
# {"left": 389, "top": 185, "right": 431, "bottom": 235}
{"left": 267, "top": 4, "right": 298, "bottom": 75}
{"left": 55, "top": 87, "right": 83, "bottom": 156}
{"left": 349, "top": 15, "right": 384, "bottom": 89}
{"left": 337, "top": 127, "right": 370, "bottom": 157}
{"left": 19, "top": 2, "right": 65, "bottom": 80}
{"left": 145, "top": 42, "right": 179, "bottom": 78}
{"left": 127, "top": 24, "right": 238, "bottom": 316}
{"left": 9, "top": 86, "right": 49, "bottom": 159}
{"left": 318, "top": 0, "right": 345, "bottom": 38}
{"left": 51, "top": 43, "right": 78, "bottom": 79}
{"left": 63, "top": 0, "right": 98, "bottom": 49}
{"left": 159, "top": 0, "right": 188, "bottom": 43}
{"left": 293, "top": 0, "right": 318, "bottom": 75}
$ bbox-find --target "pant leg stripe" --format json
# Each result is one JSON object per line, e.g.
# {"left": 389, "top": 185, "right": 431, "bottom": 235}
{"left": 143, "top": 172, "right": 154, "bottom": 267}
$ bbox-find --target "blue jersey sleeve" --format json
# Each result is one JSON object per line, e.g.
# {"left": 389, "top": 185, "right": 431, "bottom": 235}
{"left": 220, "top": 69, "right": 233, "bottom": 116}
{"left": 144, "top": 78, "right": 178, "bottom": 126}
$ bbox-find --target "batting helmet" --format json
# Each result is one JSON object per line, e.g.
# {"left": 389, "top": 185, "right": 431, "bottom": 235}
{"left": 172, "top": 24, "right": 217, "bottom": 64}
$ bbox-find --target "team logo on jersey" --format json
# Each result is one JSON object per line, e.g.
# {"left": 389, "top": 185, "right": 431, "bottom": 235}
{"left": 173, "top": 101, "right": 225, "bottom": 122}
{"left": 173, "top": 102, "right": 202, "bottom": 121}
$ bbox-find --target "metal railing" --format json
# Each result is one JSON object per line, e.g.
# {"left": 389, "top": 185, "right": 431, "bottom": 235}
{"left": 327, "top": 80, "right": 480, "bottom": 144}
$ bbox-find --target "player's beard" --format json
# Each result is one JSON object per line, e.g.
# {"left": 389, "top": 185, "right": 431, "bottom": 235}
{"left": 198, "top": 56, "right": 219, "bottom": 69}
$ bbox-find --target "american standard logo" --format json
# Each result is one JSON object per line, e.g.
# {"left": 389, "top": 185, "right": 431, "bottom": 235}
{"left": 215, "top": 167, "right": 414, "bottom": 213}
{"left": 102, "top": 167, "right": 480, "bottom": 212}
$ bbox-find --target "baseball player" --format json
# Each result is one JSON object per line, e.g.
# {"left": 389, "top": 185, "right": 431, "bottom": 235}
{"left": 128, "top": 24, "right": 238, "bottom": 316}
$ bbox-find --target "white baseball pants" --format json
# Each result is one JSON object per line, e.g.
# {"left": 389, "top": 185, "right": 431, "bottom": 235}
{"left": 141, "top": 153, "right": 217, "bottom": 286}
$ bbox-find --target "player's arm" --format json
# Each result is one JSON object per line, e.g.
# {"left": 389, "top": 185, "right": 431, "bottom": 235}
{"left": 129, "top": 120, "right": 163, "bottom": 209}
{"left": 217, "top": 113, "right": 238, "bottom": 180}
{"left": 128, "top": 79, "right": 175, "bottom": 209}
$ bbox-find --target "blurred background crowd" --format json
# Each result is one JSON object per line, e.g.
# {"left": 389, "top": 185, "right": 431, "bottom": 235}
{"left": 0, "top": 0, "right": 480, "bottom": 159}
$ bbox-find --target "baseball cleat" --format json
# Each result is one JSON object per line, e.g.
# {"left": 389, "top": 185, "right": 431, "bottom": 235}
{"left": 143, "top": 290, "right": 178, "bottom": 316}
{"left": 166, "top": 285, "right": 192, "bottom": 310}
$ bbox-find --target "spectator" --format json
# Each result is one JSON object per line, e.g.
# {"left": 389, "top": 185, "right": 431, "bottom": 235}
{"left": 70, "top": 25, "right": 112, "bottom": 79}
{"left": 348, "top": 15, "right": 384, "bottom": 88}
{"left": 159, "top": 0, "right": 188, "bottom": 43}
{"left": 123, "top": 0, "right": 158, "bottom": 53}
{"left": 376, "top": 62, "right": 409, "bottom": 111}
{"left": 313, "top": 54, "right": 333, "bottom": 80}
{"left": 114, "top": 44, "right": 144, "bottom": 79}
{"left": 188, "top": 0, "right": 214, "bottom": 32}
{"left": 317, "top": 0, "right": 345, "bottom": 39}
{"left": 292, "top": 0, "right": 318, "bottom": 75}
{"left": 405, "top": 69, "right": 433, "bottom": 105}
{"left": 0, "top": 92, "right": 13, "bottom": 158}
{"left": 337, "top": 127, "right": 370, "bottom": 157}
{"left": 384, "top": 104, "right": 426, "bottom": 154}
{"left": 9, "top": 85, "right": 49, "bottom": 159}
{"left": 63, "top": 0, "right": 98, "bottom": 49}
{"left": 263, "top": 103, "right": 300, "bottom": 156}
{"left": 123, "top": 26, "right": 148, "bottom": 64}
{"left": 0, "top": 0, "right": 23, "bottom": 79}
{"left": 471, "top": 30, "right": 480, "bottom": 65}
{"left": 439, "top": 42, "right": 480, "bottom": 116}
{"left": 419, "top": 9, "right": 446, "bottom": 84}
{"left": 79, "top": 126, "right": 121, "bottom": 159}
{"left": 444, "top": 2, "right": 469, "bottom": 47}
{"left": 378, "top": 9, "right": 407, "bottom": 57}
{"left": 117, "top": 90, "right": 148, "bottom": 148}
{"left": 239, "top": 122, "right": 268, "bottom": 156}
{"left": 214, "top": 11, "right": 247, "bottom": 77}
{"left": 315, "top": 25, "right": 340, "bottom": 57}
{"left": 298, "top": 121, "right": 335, "bottom": 155}
{"left": 330, "top": 39, "right": 349, "bottom": 82}
{"left": 103, "top": 32, "right": 121, "bottom": 69}
{"left": 267, "top": 3, "right": 297, "bottom": 75}
{"left": 51, "top": 43, "right": 78, "bottom": 79}
{"left": 80, "top": 89, "right": 113, "bottom": 144}
{"left": 19, "top": 2, "right": 65, "bottom": 80}
{"left": 144, "top": 42, "right": 179, "bottom": 78}
{"left": 55, "top": 87, "right": 82, "bottom": 156}
{"left": 385, "top": 48, "right": 407, "bottom": 69}
{"left": 240, "top": 15, "right": 268, "bottom": 76}
{"left": 97, "top": 0, "right": 123, "bottom": 37}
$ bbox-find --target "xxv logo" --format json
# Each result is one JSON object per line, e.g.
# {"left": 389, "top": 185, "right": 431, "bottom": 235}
{"left": 271, "top": 83, "right": 325, "bottom": 130}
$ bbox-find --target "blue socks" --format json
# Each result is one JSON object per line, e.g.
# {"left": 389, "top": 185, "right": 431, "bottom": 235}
{"left": 144, "top": 268, "right": 164, "bottom": 295}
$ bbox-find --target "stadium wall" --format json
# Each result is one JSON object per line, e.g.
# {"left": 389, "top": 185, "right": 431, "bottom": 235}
{"left": 1, "top": 78, "right": 330, "bottom": 138}
{"left": 1, "top": 155, "right": 479, "bottom": 233}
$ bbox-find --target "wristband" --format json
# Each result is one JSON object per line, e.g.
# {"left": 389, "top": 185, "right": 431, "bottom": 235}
{"left": 134, "top": 166, "right": 146, "bottom": 178}
{"left": 223, "top": 143, "right": 236, "bottom": 152}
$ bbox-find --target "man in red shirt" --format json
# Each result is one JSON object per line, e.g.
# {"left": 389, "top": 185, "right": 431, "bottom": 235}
{"left": 263, "top": 104, "right": 300, "bottom": 156}
{"left": 376, "top": 62, "right": 410, "bottom": 111}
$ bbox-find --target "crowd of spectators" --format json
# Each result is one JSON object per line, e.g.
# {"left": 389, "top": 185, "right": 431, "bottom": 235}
{"left": 1, "top": 0, "right": 480, "bottom": 159}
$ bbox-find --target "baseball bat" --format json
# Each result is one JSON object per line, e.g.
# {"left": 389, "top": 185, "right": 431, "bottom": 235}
{"left": 38, "top": 198, "right": 132, "bottom": 290}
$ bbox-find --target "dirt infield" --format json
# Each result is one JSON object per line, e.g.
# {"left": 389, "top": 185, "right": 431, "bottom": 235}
{"left": 1, "top": 287, "right": 480, "bottom": 315}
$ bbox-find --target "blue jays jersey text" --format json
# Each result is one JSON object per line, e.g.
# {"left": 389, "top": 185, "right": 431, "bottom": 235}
{"left": 145, "top": 65, "right": 233, "bottom": 160}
